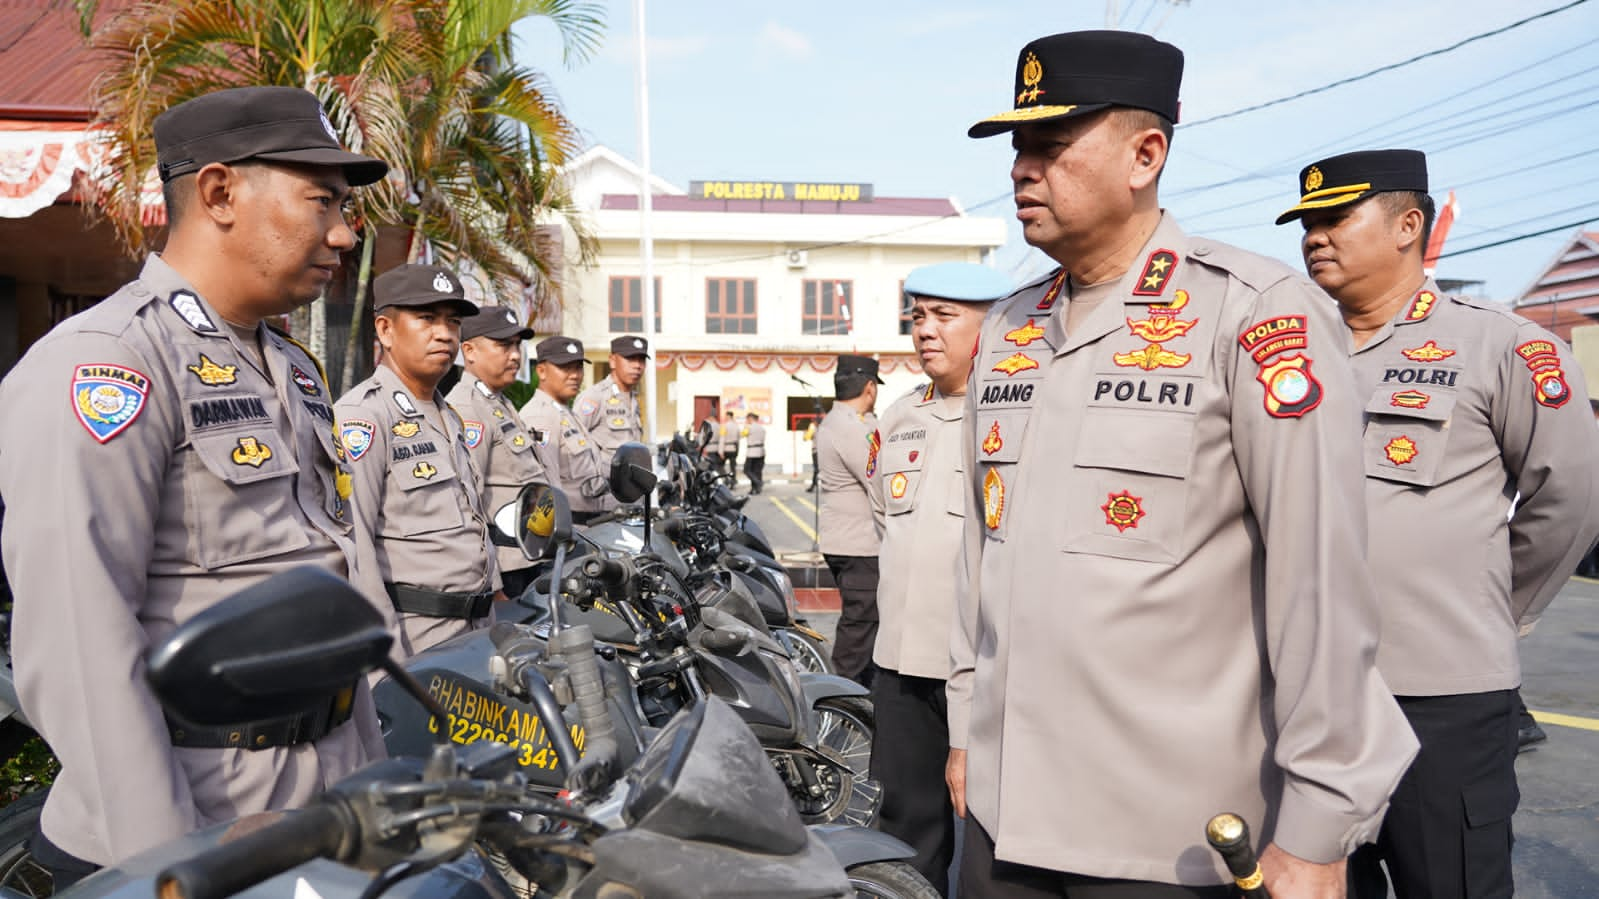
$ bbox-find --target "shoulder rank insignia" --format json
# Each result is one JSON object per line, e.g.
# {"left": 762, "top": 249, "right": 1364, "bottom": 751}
{"left": 392, "top": 420, "right": 421, "bottom": 439}
{"left": 993, "top": 353, "right": 1040, "bottom": 376}
{"left": 290, "top": 365, "right": 322, "bottom": 396}
{"left": 1131, "top": 249, "right": 1178, "bottom": 297}
{"left": 1256, "top": 353, "right": 1323, "bottom": 418}
{"left": 187, "top": 354, "right": 237, "bottom": 387}
{"left": 72, "top": 363, "right": 150, "bottom": 443}
{"left": 1384, "top": 435, "right": 1418, "bottom": 466}
{"left": 340, "top": 420, "right": 376, "bottom": 461}
{"left": 230, "top": 436, "right": 273, "bottom": 467}
{"left": 1401, "top": 340, "right": 1455, "bottom": 363}
{"left": 1101, "top": 490, "right": 1145, "bottom": 532}
{"left": 474, "top": 380, "right": 493, "bottom": 398}
{"left": 1403, "top": 290, "right": 1438, "bottom": 322}
{"left": 463, "top": 420, "right": 484, "bottom": 449}
{"left": 413, "top": 461, "right": 439, "bottom": 480}
{"left": 392, "top": 391, "right": 419, "bottom": 417}
{"left": 168, "top": 291, "right": 217, "bottom": 332}
{"left": 1034, "top": 270, "right": 1067, "bottom": 312}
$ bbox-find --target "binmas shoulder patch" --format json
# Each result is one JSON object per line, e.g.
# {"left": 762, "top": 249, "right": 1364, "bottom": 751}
{"left": 72, "top": 363, "right": 151, "bottom": 443}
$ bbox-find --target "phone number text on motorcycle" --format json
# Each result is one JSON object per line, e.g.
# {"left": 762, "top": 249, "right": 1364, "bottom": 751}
{"left": 426, "top": 675, "right": 587, "bottom": 770}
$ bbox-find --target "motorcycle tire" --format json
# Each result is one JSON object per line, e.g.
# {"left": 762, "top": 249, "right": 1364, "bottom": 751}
{"left": 0, "top": 789, "right": 53, "bottom": 897}
{"left": 813, "top": 696, "right": 873, "bottom": 777}
{"left": 777, "top": 628, "right": 834, "bottom": 675}
{"left": 846, "top": 860, "right": 942, "bottom": 899}
{"left": 784, "top": 696, "right": 879, "bottom": 828}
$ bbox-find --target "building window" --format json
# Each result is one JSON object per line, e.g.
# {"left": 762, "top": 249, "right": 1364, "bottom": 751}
{"left": 608, "top": 276, "right": 661, "bottom": 332}
{"left": 803, "top": 279, "right": 853, "bottom": 335}
{"left": 706, "top": 278, "right": 758, "bottom": 334}
{"left": 897, "top": 279, "right": 912, "bottom": 335}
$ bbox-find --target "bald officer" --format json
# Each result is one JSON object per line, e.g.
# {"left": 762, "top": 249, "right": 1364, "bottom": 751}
{"left": 336, "top": 265, "right": 498, "bottom": 659}
{"left": 445, "top": 305, "right": 545, "bottom": 600}
{"left": 520, "top": 336, "right": 613, "bottom": 521}
{"left": 949, "top": 32, "right": 1417, "bottom": 897}
{"left": 869, "top": 263, "right": 1011, "bottom": 895}
{"left": 1278, "top": 149, "right": 1599, "bottom": 899}
{"left": 575, "top": 335, "right": 648, "bottom": 469}
{"left": 0, "top": 86, "right": 390, "bottom": 881}
{"left": 816, "top": 353, "right": 885, "bottom": 685}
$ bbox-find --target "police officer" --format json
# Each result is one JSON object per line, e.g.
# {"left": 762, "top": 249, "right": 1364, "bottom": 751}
{"left": 1276, "top": 149, "right": 1599, "bottom": 899}
{"left": 742, "top": 412, "right": 767, "bottom": 493}
{"left": 444, "top": 304, "right": 545, "bottom": 600}
{"left": 519, "top": 336, "right": 613, "bottom": 521}
{"left": 336, "top": 264, "right": 498, "bottom": 659}
{"left": 712, "top": 410, "right": 741, "bottom": 477}
{"left": 0, "top": 86, "right": 390, "bottom": 881}
{"left": 815, "top": 353, "right": 885, "bottom": 685}
{"left": 949, "top": 32, "right": 1417, "bottom": 897}
{"left": 575, "top": 335, "right": 648, "bottom": 469}
{"left": 869, "top": 263, "right": 1011, "bottom": 895}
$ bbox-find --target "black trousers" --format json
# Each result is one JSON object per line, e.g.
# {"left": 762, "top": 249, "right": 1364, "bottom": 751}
{"left": 960, "top": 817, "right": 1230, "bottom": 899}
{"left": 870, "top": 669, "right": 956, "bottom": 896}
{"left": 822, "top": 553, "right": 879, "bottom": 685}
{"left": 744, "top": 456, "right": 765, "bottom": 493}
{"left": 29, "top": 827, "right": 100, "bottom": 891}
{"left": 1349, "top": 689, "right": 1518, "bottom": 899}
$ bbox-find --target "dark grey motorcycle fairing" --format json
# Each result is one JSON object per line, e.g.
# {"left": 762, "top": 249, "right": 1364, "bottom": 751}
{"left": 374, "top": 627, "right": 647, "bottom": 789}
{"left": 582, "top": 519, "right": 690, "bottom": 578}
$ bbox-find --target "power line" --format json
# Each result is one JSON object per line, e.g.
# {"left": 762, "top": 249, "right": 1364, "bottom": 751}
{"left": 1179, "top": 0, "right": 1593, "bottom": 129}
{"left": 1438, "top": 218, "right": 1597, "bottom": 259}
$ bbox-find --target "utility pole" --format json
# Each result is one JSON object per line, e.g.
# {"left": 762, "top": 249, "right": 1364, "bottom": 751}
{"left": 634, "top": 0, "right": 660, "bottom": 443}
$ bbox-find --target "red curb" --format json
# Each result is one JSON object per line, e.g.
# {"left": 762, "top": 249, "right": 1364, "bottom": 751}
{"left": 794, "top": 587, "right": 841, "bottom": 614}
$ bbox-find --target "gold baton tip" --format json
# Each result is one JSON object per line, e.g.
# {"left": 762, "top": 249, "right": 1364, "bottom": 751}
{"left": 1206, "top": 812, "right": 1246, "bottom": 845}
{"left": 1237, "top": 869, "right": 1265, "bottom": 891}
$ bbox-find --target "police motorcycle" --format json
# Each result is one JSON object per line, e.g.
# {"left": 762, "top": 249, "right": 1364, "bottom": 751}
{"left": 656, "top": 434, "right": 834, "bottom": 675}
{"left": 389, "top": 453, "right": 879, "bottom": 831}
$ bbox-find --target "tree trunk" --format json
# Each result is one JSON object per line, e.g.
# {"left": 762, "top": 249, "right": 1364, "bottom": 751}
{"left": 340, "top": 233, "right": 378, "bottom": 394}
{"left": 308, "top": 295, "right": 327, "bottom": 365}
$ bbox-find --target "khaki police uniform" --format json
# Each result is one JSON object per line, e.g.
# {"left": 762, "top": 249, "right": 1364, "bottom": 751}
{"left": 949, "top": 214, "right": 1418, "bottom": 884}
{"left": 742, "top": 421, "right": 767, "bottom": 493}
{"left": 520, "top": 390, "right": 612, "bottom": 516}
{"left": 815, "top": 398, "right": 884, "bottom": 681}
{"left": 445, "top": 372, "right": 547, "bottom": 582}
{"left": 0, "top": 256, "right": 388, "bottom": 867}
{"left": 337, "top": 364, "right": 498, "bottom": 658}
{"left": 574, "top": 374, "right": 641, "bottom": 470}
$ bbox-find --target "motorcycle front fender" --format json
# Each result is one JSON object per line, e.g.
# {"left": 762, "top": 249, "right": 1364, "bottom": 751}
{"left": 799, "top": 672, "right": 868, "bottom": 710}
{"left": 807, "top": 823, "right": 914, "bottom": 868}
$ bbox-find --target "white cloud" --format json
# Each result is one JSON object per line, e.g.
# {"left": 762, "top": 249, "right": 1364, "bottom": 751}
{"left": 756, "top": 22, "right": 812, "bottom": 60}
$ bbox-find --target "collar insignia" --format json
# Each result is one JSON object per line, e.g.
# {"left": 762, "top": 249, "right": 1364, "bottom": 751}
{"left": 1131, "top": 249, "right": 1178, "bottom": 297}
{"left": 187, "top": 354, "right": 237, "bottom": 386}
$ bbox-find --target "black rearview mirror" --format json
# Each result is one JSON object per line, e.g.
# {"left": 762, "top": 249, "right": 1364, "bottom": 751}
{"left": 517, "top": 482, "right": 573, "bottom": 561}
{"left": 145, "top": 567, "right": 393, "bottom": 726}
{"left": 608, "top": 441, "right": 659, "bottom": 505}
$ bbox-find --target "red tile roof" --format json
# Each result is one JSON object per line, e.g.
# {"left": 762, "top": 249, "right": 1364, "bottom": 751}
{"left": 0, "top": 1, "right": 119, "bottom": 120}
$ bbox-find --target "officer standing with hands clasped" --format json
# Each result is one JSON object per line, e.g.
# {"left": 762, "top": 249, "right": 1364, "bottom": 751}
{"left": 0, "top": 86, "right": 391, "bottom": 882}
{"left": 519, "top": 336, "right": 614, "bottom": 521}
{"left": 336, "top": 264, "right": 499, "bottom": 659}
{"left": 949, "top": 31, "right": 1417, "bottom": 897}
{"left": 1276, "top": 149, "right": 1599, "bottom": 899}
{"left": 445, "top": 304, "right": 546, "bottom": 600}
{"left": 575, "top": 335, "right": 648, "bottom": 469}
{"left": 815, "top": 353, "right": 885, "bottom": 686}
{"left": 870, "top": 263, "right": 1012, "bottom": 895}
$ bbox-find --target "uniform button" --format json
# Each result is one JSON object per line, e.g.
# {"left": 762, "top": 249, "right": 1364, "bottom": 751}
{"left": 1191, "top": 245, "right": 1209, "bottom": 257}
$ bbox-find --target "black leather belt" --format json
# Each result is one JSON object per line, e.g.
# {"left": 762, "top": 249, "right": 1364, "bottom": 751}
{"left": 386, "top": 582, "right": 494, "bottom": 619}
{"left": 168, "top": 689, "right": 354, "bottom": 750}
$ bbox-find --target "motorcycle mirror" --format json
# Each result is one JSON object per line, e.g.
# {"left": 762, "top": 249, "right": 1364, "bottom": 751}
{"left": 608, "top": 442, "right": 658, "bottom": 505}
{"left": 517, "top": 482, "right": 574, "bottom": 561}
{"left": 489, "top": 502, "right": 521, "bottom": 548}
{"left": 145, "top": 567, "right": 393, "bottom": 727}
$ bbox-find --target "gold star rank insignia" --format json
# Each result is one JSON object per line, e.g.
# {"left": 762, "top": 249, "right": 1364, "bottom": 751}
{"left": 1132, "top": 249, "right": 1178, "bottom": 297}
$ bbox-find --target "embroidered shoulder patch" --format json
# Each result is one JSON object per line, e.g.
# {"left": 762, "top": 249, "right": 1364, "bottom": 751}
{"left": 866, "top": 429, "right": 881, "bottom": 477}
{"left": 1256, "top": 354, "right": 1323, "bottom": 419}
{"left": 577, "top": 398, "right": 598, "bottom": 417}
{"left": 1516, "top": 339, "right": 1572, "bottom": 409}
{"left": 1238, "top": 316, "right": 1308, "bottom": 365}
{"left": 340, "top": 420, "right": 377, "bottom": 461}
{"left": 463, "top": 420, "right": 484, "bottom": 449}
{"left": 72, "top": 363, "right": 151, "bottom": 443}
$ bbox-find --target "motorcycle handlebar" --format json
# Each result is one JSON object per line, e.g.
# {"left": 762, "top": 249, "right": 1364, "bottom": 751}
{"left": 581, "top": 556, "right": 634, "bottom": 589}
{"left": 157, "top": 801, "right": 353, "bottom": 899}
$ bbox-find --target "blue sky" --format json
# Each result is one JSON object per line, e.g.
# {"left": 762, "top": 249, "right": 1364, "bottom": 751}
{"left": 514, "top": 0, "right": 1599, "bottom": 300}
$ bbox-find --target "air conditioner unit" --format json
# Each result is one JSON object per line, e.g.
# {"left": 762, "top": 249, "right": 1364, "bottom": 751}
{"left": 785, "top": 250, "right": 808, "bottom": 269}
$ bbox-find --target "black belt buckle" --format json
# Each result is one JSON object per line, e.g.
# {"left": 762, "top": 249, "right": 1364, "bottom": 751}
{"left": 386, "top": 583, "right": 494, "bottom": 620}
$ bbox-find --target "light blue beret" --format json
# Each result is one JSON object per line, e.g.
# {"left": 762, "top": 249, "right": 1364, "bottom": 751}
{"left": 902, "top": 262, "right": 1014, "bottom": 304}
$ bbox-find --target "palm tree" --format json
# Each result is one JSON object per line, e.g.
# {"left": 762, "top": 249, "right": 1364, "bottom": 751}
{"left": 80, "top": 0, "right": 600, "bottom": 388}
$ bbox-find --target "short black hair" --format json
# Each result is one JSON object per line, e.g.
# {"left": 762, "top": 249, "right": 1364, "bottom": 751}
{"left": 1377, "top": 190, "right": 1437, "bottom": 255}
{"left": 1113, "top": 108, "right": 1173, "bottom": 184}
{"left": 835, "top": 374, "right": 871, "bottom": 401}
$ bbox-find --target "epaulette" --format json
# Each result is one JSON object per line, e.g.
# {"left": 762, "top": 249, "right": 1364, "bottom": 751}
{"left": 1184, "top": 240, "right": 1299, "bottom": 294}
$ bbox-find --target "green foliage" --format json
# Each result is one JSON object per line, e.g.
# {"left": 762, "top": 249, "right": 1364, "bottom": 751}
{"left": 501, "top": 377, "right": 538, "bottom": 410}
{"left": 0, "top": 737, "right": 59, "bottom": 808}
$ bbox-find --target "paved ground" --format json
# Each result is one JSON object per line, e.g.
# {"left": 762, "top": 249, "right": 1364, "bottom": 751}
{"left": 738, "top": 478, "right": 1599, "bottom": 894}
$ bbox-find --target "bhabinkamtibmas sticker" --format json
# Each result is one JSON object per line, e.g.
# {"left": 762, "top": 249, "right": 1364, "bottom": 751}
{"left": 426, "top": 674, "right": 585, "bottom": 770}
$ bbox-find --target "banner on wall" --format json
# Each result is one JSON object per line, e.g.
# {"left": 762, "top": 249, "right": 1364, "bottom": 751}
{"left": 721, "top": 386, "right": 773, "bottom": 425}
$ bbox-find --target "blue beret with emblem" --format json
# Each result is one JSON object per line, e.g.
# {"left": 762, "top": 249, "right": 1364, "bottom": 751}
{"left": 903, "top": 263, "right": 1014, "bottom": 309}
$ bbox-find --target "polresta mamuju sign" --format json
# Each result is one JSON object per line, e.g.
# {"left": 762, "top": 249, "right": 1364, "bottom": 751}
{"left": 690, "top": 180, "right": 874, "bottom": 202}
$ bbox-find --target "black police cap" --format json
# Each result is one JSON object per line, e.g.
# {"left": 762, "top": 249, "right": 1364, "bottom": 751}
{"left": 835, "top": 353, "right": 884, "bottom": 385}
{"left": 535, "top": 336, "right": 589, "bottom": 366}
{"left": 373, "top": 264, "right": 479, "bottom": 317}
{"left": 1276, "top": 149, "right": 1429, "bottom": 225}
{"left": 969, "top": 30, "right": 1183, "bottom": 138}
{"left": 461, "top": 305, "right": 533, "bottom": 342}
{"left": 611, "top": 335, "right": 650, "bottom": 358}
{"left": 154, "top": 86, "right": 389, "bottom": 185}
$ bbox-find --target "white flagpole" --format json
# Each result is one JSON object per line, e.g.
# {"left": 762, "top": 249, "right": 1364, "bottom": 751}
{"left": 634, "top": 0, "right": 660, "bottom": 444}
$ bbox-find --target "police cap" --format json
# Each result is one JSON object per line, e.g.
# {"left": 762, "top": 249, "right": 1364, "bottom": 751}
{"left": 535, "top": 336, "right": 589, "bottom": 366}
{"left": 461, "top": 305, "right": 533, "bottom": 341}
{"left": 835, "top": 353, "right": 884, "bottom": 385}
{"left": 154, "top": 86, "right": 389, "bottom": 185}
{"left": 373, "top": 264, "right": 479, "bottom": 318}
{"left": 969, "top": 30, "right": 1183, "bottom": 138}
{"left": 1276, "top": 149, "right": 1429, "bottom": 225}
{"left": 611, "top": 336, "right": 650, "bottom": 358}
